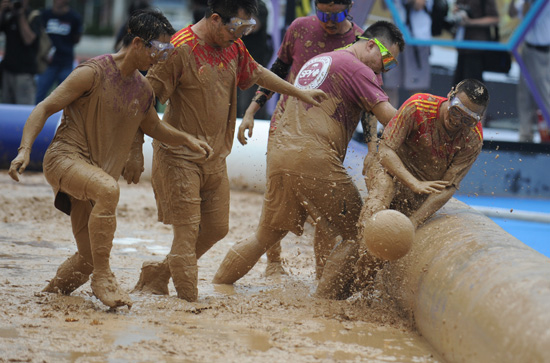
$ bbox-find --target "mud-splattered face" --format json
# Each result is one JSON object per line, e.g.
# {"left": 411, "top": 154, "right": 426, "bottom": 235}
{"left": 139, "top": 33, "right": 172, "bottom": 71}
{"left": 211, "top": 9, "right": 253, "bottom": 48}
{"left": 444, "top": 91, "right": 486, "bottom": 132}
{"left": 316, "top": 3, "right": 351, "bottom": 35}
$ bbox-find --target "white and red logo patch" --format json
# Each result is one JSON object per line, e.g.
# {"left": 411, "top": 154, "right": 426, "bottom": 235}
{"left": 294, "top": 56, "right": 332, "bottom": 90}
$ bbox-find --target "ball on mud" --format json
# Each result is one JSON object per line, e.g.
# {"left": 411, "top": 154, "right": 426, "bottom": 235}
{"left": 363, "top": 209, "right": 414, "bottom": 261}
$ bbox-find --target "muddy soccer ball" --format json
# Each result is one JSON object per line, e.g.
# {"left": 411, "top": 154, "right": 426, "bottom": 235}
{"left": 363, "top": 209, "right": 414, "bottom": 261}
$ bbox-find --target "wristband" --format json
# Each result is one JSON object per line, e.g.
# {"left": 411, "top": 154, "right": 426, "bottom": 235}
{"left": 253, "top": 93, "right": 268, "bottom": 108}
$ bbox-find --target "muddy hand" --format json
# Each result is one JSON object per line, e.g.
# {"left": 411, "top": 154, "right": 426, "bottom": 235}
{"left": 191, "top": 139, "right": 214, "bottom": 160}
{"left": 299, "top": 89, "right": 328, "bottom": 107}
{"left": 413, "top": 180, "right": 450, "bottom": 194}
{"left": 122, "top": 152, "right": 144, "bottom": 184}
{"left": 8, "top": 147, "right": 31, "bottom": 182}
{"left": 238, "top": 114, "right": 254, "bottom": 146}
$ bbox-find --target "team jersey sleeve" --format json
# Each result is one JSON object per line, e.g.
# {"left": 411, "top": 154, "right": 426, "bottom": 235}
{"left": 235, "top": 39, "right": 261, "bottom": 90}
{"left": 381, "top": 101, "right": 418, "bottom": 151}
{"left": 146, "top": 46, "right": 186, "bottom": 105}
{"left": 346, "top": 66, "right": 390, "bottom": 114}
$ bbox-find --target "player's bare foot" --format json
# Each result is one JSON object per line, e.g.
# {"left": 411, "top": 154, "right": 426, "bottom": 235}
{"left": 265, "top": 261, "right": 287, "bottom": 277}
{"left": 43, "top": 271, "right": 90, "bottom": 295}
{"left": 42, "top": 253, "right": 92, "bottom": 295}
{"left": 133, "top": 260, "right": 170, "bottom": 295}
{"left": 91, "top": 271, "right": 132, "bottom": 309}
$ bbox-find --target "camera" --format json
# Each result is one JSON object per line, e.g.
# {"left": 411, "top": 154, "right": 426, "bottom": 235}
{"left": 445, "top": 4, "right": 472, "bottom": 30}
{"left": 11, "top": 0, "right": 22, "bottom": 10}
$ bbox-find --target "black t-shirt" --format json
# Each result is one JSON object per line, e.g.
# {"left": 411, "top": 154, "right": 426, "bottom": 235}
{"left": 241, "top": 0, "right": 272, "bottom": 67}
{"left": 0, "top": 9, "right": 42, "bottom": 74}
{"left": 41, "top": 8, "right": 82, "bottom": 67}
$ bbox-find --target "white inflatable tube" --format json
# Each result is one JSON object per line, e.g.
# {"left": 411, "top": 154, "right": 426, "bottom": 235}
{"left": 383, "top": 199, "right": 550, "bottom": 362}
{"left": 469, "top": 205, "right": 550, "bottom": 224}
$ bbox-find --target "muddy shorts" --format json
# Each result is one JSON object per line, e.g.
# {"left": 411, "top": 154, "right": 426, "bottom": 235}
{"left": 151, "top": 145, "right": 230, "bottom": 227}
{"left": 259, "top": 172, "right": 362, "bottom": 240}
{"left": 43, "top": 149, "right": 115, "bottom": 215}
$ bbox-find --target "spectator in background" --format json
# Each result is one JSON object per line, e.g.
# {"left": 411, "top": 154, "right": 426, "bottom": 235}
{"left": 451, "top": 0, "right": 499, "bottom": 85}
{"left": 384, "top": 0, "right": 432, "bottom": 107}
{"left": 0, "top": 0, "right": 41, "bottom": 104}
{"left": 114, "top": 0, "right": 151, "bottom": 52}
{"left": 35, "top": 0, "right": 82, "bottom": 104}
{"left": 509, "top": 0, "right": 550, "bottom": 143}
{"left": 237, "top": 0, "right": 272, "bottom": 119}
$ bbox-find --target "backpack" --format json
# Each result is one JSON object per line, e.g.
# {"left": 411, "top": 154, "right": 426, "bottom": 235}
{"left": 28, "top": 10, "right": 52, "bottom": 74}
{"left": 430, "top": 0, "right": 450, "bottom": 36}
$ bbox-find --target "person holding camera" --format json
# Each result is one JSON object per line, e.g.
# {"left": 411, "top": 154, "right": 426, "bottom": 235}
{"left": 35, "top": 0, "right": 83, "bottom": 104}
{"left": 0, "top": 0, "right": 41, "bottom": 104}
{"left": 451, "top": 0, "right": 499, "bottom": 86}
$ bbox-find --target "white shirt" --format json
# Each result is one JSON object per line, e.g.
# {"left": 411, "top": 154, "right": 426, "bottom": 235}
{"left": 515, "top": 0, "right": 550, "bottom": 46}
{"left": 394, "top": 0, "right": 434, "bottom": 40}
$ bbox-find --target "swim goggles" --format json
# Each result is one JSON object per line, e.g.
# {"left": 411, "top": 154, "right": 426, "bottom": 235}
{"left": 215, "top": 12, "right": 257, "bottom": 38}
{"left": 357, "top": 36, "right": 398, "bottom": 73}
{"left": 146, "top": 40, "right": 174, "bottom": 61}
{"left": 315, "top": 7, "right": 349, "bottom": 23}
{"left": 448, "top": 96, "right": 482, "bottom": 127}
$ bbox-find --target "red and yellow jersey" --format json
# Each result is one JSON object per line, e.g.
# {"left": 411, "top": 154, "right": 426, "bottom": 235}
{"left": 170, "top": 26, "right": 258, "bottom": 87}
{"left": 382, "top": 93, "right": 483, "bottom": 187}
{"left": 146, "top": 25, "right": 262, "bottom": 173}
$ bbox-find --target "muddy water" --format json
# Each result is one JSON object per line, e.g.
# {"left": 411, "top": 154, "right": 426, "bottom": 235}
{"left": 0, "top": 171, "right": 442, "bottom": 362}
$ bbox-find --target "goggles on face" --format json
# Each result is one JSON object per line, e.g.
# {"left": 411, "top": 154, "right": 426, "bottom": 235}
{"left": 220, "top": 15, "right": 257, "bottom": 38}
{"left": 357, "top": 36, "right": 398, "bottom": 73}
{"left": 449, "top": 96, "right": 482, "bottom": 127}
{"left": 315, "top": 7, "right": 349, "bottom": 23}
{"left": 146, "top": 40, "right": 174, "bottom": 61}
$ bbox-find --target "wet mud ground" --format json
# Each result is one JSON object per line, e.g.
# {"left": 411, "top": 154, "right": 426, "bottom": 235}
{"left": 0, "top": 171, "right": 442, "bottom": 362}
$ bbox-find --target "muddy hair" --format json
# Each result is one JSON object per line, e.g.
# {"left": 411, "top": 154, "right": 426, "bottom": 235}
{"left": 205, "top": 0, "right": 258, "bottom": 22}
{"left": 122, "top": 9, "right": 176, "bottom": 47}
{"left": 361, "top": 20, "right": 405, "bottom": 53}
{"left": 454, "top": 79, "right": 490, "bottom": 107}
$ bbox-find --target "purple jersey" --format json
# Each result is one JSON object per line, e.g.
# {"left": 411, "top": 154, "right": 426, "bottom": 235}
{"left": 268, "top": 50, "right": 388, "bottom": 180}
{"left": 270, "top": 16, "right": 363, "bottom": 131}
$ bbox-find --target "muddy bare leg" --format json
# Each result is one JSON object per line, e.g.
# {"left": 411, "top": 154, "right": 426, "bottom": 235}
{"left": 315, "top": 239, "right": 359, "bottom": 300}
{"left": 166, "top": 223, "right": 200, "bottom": 301}
{"left": 134, "top": 213, "right": 228, "bottom": 296}
{"left": 265, "top": 242, "right": 286, "bottom": 277}
{"left": 312, "top": 218, "right": 340, "bottom": 280}
{"left": 43, "top": 200, "right": 94, "bottom": 294}
{"left": 214, "top": 226, "right": 287, "bottom": 284}
{"left": 85, "top": 178, "right": 131, "bottom": 309}
{"left": 89, "top": 211, "right": 132, "bottom": 308}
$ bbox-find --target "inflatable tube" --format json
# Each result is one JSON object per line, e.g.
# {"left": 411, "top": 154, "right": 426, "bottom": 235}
{"left": 383, "top": 198, "right": 550, "bottom": 363}
{"left": 0, "top": 104, "right": 62, "bottom": 171}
